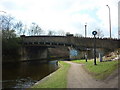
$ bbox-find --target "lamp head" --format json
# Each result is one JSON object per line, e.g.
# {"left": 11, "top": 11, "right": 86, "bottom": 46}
{"left": 106, "top": 5, "right": 110, "bottom": 8}
{"left": 92, "top": 31, "right": 97, "bottom": 36}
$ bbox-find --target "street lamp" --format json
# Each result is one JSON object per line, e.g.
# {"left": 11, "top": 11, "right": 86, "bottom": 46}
{"left": 106, "top": 5, "right": 112, "bottom": 38}
{"left": 92, "top": 31, "right": 97, "bottom": 65}
{"left": 85, "top": 23, "right": 87, "bottom": 37}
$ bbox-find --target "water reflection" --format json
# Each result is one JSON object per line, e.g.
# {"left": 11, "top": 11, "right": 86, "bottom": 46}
{"left": 2, "top": 60, "right": 58, "bottom": 89}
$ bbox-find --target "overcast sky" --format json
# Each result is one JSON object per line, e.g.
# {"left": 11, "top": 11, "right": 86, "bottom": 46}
{"left": 0, "top": 0, "right": 119, "bottom": 38}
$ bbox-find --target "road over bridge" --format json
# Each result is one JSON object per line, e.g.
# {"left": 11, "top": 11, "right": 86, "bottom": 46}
{"left": 20, "top": 35, "right": 119, "bottom": 61}
{"left": 21, "top": 35, "right": 119, "bottom": 49}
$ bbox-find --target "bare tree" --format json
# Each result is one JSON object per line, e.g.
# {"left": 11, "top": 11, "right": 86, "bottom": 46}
{"left": 57, "top": 30, "right": 65, "bottom": 36}
{"left": 14, "top": 21, "right": 24, "bottom": 35}
{"left": 1, "top": 15, "right": 14, "bottom": 31}
{"left": 48, "top": 30, "right": 55, "bottom": 36}
{"left": 74, "top": 33, "right": 83, "bottom": 37}
{"left": 66, "top": 32, "right": 71, "bottom": 36}
{"left": 35, "top": 25, "right": 42, "bottom": 35}
{"left": 96, "top": 29, "right": 104, "bottom": 38}
{"left": 2, "top": 29, "right": 16, "bottom": 39}
{"left": 0, "top": 15, "right": 15, "bottom": 39}
{"left": 29, "top": 22, "right": 43, "bottom": 36}
{"left": 22, "top": 25, "right": 27, "bottom": 35}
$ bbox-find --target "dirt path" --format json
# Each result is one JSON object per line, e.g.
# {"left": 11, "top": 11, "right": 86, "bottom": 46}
{"left": 64, "top": 61, "right": 118, "bottom": 88}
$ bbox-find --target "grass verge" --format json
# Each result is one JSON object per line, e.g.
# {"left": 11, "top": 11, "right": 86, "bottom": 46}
{"left": 71, "top": 59, "right": 118, "bottom": 80}
{"left": 31, "top": 61, "right": 70, "bottom": 88}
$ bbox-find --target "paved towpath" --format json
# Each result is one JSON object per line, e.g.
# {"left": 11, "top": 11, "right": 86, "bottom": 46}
{"left": 64, "top": 61, "right": 118, "bottom": 88}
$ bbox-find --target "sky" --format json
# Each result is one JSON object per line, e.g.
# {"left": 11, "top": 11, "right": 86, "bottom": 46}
{"left": 0, "top": 0, "right": 119, "bottom": 38}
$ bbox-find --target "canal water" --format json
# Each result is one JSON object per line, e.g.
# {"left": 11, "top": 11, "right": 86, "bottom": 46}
{"left": 2, "top": 60, "right": 58, "bottom": 89}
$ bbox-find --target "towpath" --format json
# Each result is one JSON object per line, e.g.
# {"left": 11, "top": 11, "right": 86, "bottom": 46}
{"left": 64, "top": 61, "right": 118, "bottom": 88}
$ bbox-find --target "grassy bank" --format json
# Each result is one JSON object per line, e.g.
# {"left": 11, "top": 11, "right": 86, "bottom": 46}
{"left": 32, "top": 61, "right": 70, "bottom": 88}
{"left": 71, "top": 59, "right": 118, "bottom": 80}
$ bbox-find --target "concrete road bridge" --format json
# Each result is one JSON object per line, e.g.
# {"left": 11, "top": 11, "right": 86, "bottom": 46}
{"left": 20, "top": 35, "right": 119, "bottom": 61}
{"left": 21, "top": 35, "right": 119, "bottom": 49}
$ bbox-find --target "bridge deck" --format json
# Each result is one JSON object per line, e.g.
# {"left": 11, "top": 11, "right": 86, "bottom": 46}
{"left": 21, "top": 35, "right": 119, "bottom": 49}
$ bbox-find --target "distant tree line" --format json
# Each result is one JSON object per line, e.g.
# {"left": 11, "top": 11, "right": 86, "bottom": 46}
{"left": 1, "top": 14, "right": 85, "bottom": 37}
{"left": 1, "top": 15, "right": 21, "bottom": 61}
{"left": 1, "top": 13, "right": 106, "bottom": 62}
{"left": 0, "top": 14, "right": 84, "bottom": 62}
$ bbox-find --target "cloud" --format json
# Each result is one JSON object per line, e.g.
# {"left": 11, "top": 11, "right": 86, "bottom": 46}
{"left": 95, "top": 0, "right": 118, "bottom": 37}
{"left": 0, "top": 0, "right": 119, "bottom": 38}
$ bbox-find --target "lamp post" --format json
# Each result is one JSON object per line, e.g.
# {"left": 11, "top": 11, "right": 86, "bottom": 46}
{"left": 92, "top": 31, "right": 97, "bottom": 65}
{"left": 106, "top": 5, "right": 112, "bottom": 38}
{"left": 85, "top": 23, "right": 87, "bottom": 37}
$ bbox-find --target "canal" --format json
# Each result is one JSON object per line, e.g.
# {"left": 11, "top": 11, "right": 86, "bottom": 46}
{"left": 2, "top": 60, "right": 58, "bottom": 89}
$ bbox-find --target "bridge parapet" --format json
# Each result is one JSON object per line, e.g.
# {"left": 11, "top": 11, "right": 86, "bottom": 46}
{"left": 22, "top": 36, "right": 69, "bottom": 43}
{"left": 73, "top": 37, "right": 119, "bottom": 49}
{"left": 21, "top": 35, "right": 119, "bottom": 49}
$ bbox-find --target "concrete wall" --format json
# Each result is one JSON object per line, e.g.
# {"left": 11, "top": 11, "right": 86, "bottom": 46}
{"left": 19, "top": 46, "right": 48, "bottom": 61}
{"left": 48, "top": 47, "right": 69, "bottom": 59}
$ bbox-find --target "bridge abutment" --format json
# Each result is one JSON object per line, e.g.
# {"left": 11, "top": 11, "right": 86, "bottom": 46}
{"left": 19, "top": 46, "right": 48, "bottom": 61}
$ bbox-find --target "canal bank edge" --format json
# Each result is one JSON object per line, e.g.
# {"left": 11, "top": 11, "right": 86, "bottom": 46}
{"left": 30, "top": 61, "right": 68, "bottom": 88}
